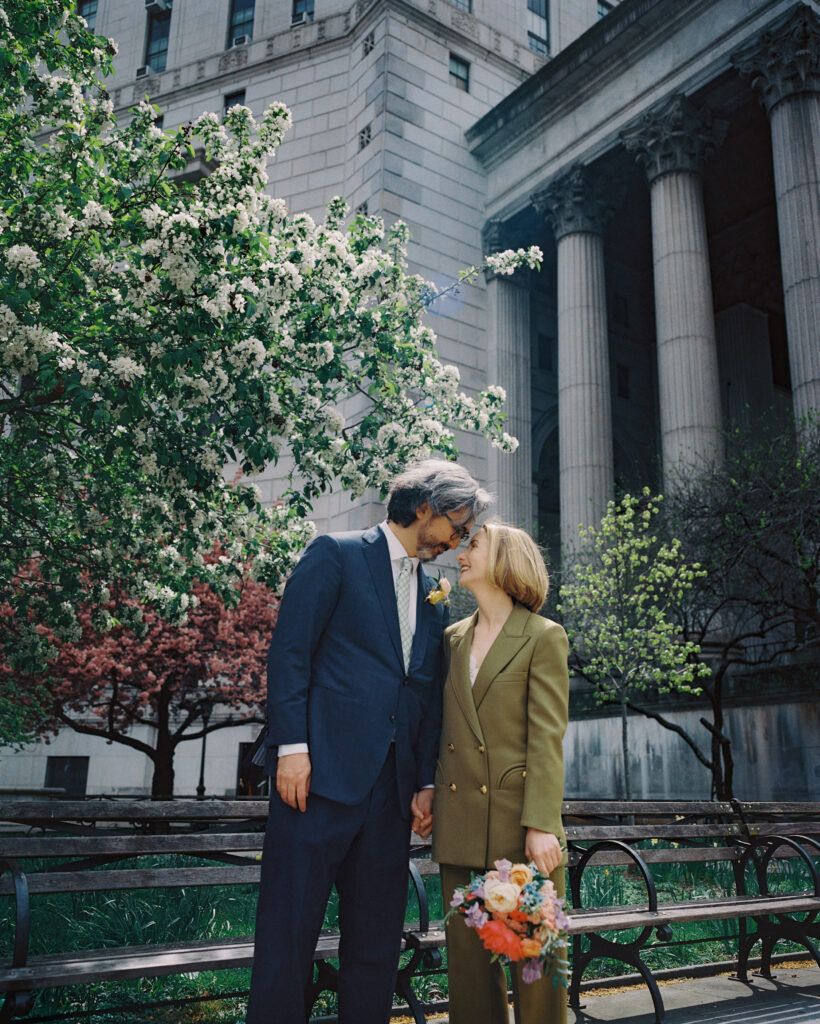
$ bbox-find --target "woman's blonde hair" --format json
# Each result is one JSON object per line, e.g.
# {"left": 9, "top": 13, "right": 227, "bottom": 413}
{"left": 482, "top": 521, "right": 549, "bottom": 613}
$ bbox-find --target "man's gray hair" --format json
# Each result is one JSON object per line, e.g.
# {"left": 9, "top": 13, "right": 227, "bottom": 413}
{"left": 386, "top": 459, "right": 492, "bottom": 526}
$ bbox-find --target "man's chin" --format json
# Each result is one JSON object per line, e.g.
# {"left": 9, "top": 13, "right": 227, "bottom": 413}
{"left": 417, "top": 544, "right": 447, "bottom": 563}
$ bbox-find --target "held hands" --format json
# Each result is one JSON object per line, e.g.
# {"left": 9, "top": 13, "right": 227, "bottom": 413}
{"left": 525, "top": 828, "right": 563, "bottom": 876}
{"left": 411, "top": 789, "right": 434, "bottom": 839}
{"left": 276, "top": 752, "right": 312, "bottom": 812}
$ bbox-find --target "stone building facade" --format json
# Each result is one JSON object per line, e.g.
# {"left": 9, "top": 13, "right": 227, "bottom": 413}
{"left": 4, "top": 0, "right": 818, "bottom": 799}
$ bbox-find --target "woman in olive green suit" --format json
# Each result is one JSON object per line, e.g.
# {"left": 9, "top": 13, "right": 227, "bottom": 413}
{"left": 430, "top": 522, "right": 569, "bottom": 1024}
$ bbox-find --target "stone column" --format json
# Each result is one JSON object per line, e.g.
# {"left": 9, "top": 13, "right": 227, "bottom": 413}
{"left": 483, "top": 220, "right": 533, "bottom": 531}
{"left": 733, "top": 5, "right": 820, "bottom": 423}
{"left": 533, "top": 167, "right": 615, "bottom": 555}
{"left": 622, "top": 95, "right": 726, "bottom": 489}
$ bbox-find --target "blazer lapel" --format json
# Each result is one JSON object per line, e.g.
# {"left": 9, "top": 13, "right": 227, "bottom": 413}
{"left": 362, "top": 527, "right": 404, "bottom": 670}
{"left": 448, "top": 612, "right": 485, "bottom": 744}
{"left": 472, "top": 604, "right": 531, "bottom": 709}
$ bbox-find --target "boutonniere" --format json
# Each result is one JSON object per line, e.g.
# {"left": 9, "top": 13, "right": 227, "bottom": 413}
{"left": 426, "top": 575, "right": 451, "bottom": 606}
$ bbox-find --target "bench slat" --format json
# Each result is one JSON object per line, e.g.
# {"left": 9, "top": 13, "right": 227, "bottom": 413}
{"left": 0, "top": 834, "right": 264, "bottom": 858}
{"left": 565, "top": 821, "right": 820, "bottom": 840}
{"left": 0, "top": 864, "right": 261, "bottom": 896}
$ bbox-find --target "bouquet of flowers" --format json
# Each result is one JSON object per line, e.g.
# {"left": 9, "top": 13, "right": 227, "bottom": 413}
{"left": 445, "top": 858, "right": 570, "bottom": 986}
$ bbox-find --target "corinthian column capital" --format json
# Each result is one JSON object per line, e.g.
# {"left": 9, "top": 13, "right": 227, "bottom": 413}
{"left": 732, "top": 4, "right": 820, "bottom": 116}
{"left": 532, "top": 165, "right": 617, "bottom": 242}
{"left": 621, "top": 95, "right": 727, "bottom": 183}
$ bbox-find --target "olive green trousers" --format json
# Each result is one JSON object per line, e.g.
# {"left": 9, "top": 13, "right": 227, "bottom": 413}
{"left": 440, "top": 863, "right": 568, "bottom": 1024}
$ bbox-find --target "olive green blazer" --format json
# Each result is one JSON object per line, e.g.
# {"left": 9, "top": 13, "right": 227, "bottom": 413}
{"left": 431, "top": 603, "right": 569, "bottom": 870}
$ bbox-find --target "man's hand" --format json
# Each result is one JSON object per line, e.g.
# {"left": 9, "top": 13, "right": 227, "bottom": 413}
{"left": 276, "top": 752, "right": 311, "bottom": 812}
{"left": 525, "top": 828, "right": 563, "bottom": 876}
{"left": 411, "top": 789, "right": 434, "bottom": 839}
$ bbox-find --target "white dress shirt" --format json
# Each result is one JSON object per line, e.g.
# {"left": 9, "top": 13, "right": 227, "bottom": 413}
{"left": 278, "top": 522, "right": 419, "bottom": 758}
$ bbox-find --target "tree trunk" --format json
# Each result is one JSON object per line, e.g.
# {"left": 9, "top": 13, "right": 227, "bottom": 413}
{"left": 150, "top": 682, "right": 176, "bottom": 798}
{"left": 620, "top": 686, "right": 632, "bottom": 800}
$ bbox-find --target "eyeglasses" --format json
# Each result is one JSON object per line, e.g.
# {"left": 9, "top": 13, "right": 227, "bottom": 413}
{"left": 442, "top": 510, "right": 471, "bottom": 544}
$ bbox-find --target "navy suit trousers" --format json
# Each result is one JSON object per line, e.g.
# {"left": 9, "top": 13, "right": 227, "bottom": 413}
{"left": 246, "top": 749, "right": 411, "bottom": 1024}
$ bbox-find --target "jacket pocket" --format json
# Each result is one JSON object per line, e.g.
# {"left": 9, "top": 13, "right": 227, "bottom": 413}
{"left": 497, "top": 763, "right": 527, "bottom": 789}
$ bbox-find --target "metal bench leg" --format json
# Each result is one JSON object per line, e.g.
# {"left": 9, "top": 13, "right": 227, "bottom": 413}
{"left": 0, "top": 993, "right": 35, "bottom": 1024}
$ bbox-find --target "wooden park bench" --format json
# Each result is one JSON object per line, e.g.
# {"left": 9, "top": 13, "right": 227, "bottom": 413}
{"left": 1, "top": 799, "right": 819, "bottom": 1024}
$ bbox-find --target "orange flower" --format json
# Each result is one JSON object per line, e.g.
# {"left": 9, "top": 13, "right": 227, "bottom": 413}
{"left": 520, "top": 937, "right": 543, "bottom": 958}
{"left": 477, "top": 920, "right": 526, "bottom": 961}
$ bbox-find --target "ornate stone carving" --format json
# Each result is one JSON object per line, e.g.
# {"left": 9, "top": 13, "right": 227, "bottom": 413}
{"left": 532, "top": 165, "right": 618, "bottom": 240}
{"left": 732, "top": 4, "right": 820, "bottom": 115}
{"left": 451, "top": 10, "right": 479, "bottom": 39}
{"left": 172, "top": 69, "right": 181, "bottom": 88}
{"left": 482, "top": 218, "right": 508, "bottom": 255}
{"left": 196, "top": 61, "right": 206, "bottom": 80}
{"left": 266, "top": 38, "right": 275, "bottom": 57}
{"left": 621, "top": 95, "right": 727, "bottom": 183}
{"left": 218, "top": 48, "right": 248, "bottom": 73}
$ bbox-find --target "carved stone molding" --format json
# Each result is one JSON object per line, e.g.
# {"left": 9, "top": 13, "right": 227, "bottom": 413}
{"left": 732, "top": 4, "right": 820, "bottom": 115}
{"left": 621, "top": 95, "right": 727, "bottom": 183}
{"left": 218, "top": 48, "right": 248, "bottom": 73}
{"left": 482, "top": 218, "right": 508, "bottom": 255}
{"left": 532, "top": 165, "right": 618, "bottom": 241}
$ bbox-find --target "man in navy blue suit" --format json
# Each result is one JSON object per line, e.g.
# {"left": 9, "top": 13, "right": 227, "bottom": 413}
{"left": 246, "top": 460, "right": 491, "bottom": 1024}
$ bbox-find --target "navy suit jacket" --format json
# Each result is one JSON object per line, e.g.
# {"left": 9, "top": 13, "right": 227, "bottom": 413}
{"left": 262, "top": 525, "right": 448, "bottom": 816}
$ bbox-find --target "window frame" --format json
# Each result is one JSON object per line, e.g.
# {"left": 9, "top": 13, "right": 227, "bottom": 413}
{"left": 449, "top": 53, "right": 470, "bottom": 92}
{"left": 145, "top": 3, "right": 173, "bottom": 73}
{"left": 227, "top": 0, "right": 255, "bottom": 46}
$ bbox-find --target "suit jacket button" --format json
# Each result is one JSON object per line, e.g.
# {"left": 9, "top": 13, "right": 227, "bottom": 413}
{"left": 478, "top": 745, "right": 485, "bottom": 753}
{"left": 390, "top": 714, "right": 396, "bottom": 723}
{"left": 449, "top": 783, "right": 457, "bottom": 792}
{"left": 448, "top": 743, "right": 455, "bottom": 752}
{"left": 402, "top": 677, "right": 409, "bottom": 686}
{"left": 479, "top": 785, "right": 488, "bottom": 794}
{"left": 522, "top": 770, "right": 527, "bottom": 778}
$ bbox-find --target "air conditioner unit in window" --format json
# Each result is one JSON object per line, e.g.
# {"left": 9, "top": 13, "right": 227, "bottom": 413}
{"left": 291, "top": 11, "right": 311, "bottom": 26}
{"left": 136, "top": 65, "right": 151, "bottom": 78}
{"left": 145, "top": 0, "right": 169, "bottom": 12}
{"left": 232, "top": 34, "right": 251, "bottom": 47}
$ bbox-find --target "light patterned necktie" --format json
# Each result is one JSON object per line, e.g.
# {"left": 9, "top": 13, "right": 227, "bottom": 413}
{"left": 396, "top": 556, "right": 414, "bottom": 671}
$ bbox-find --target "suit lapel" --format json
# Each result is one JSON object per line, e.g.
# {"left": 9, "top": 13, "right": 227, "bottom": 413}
{"left": 362, "top": 527, "right": 404, "bottom": 670}
{"left": 448, "top": 612, "right": 485, "bottom": 744}
{"left": 472, "top": 604, "right": 531, "bottom": 709}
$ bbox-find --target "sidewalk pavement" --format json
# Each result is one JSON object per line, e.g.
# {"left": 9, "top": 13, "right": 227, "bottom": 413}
{"left": 427, "top": 962, "right": 820, "bottom": 1023}
{"left": 566, "top": 964, "right": 820, "bottom": 1023}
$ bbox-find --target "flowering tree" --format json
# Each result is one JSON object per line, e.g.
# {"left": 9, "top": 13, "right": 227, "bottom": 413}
{"left": 20, "top": 558, "right": 277, "bottom": 796}
{"left": 557, "top": 491, "right": 710, "bottom": 799}
{"left": 0, "top": 0, "right": 539, "bottom": 675}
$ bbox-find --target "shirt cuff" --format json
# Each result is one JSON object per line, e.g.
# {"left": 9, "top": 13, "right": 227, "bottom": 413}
{"left": 277, "top": 742, "right": 309, "bottom": 756}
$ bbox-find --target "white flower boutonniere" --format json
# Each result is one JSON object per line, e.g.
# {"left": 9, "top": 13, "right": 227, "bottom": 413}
{"left": 426, "top": 576, "right": 451, "bottom": 606}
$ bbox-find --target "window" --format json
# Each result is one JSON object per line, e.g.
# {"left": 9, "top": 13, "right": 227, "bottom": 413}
{"left": 228, "top": 0, "right": 254, "bottom": 44}
{"left": 448, "top": 0, "right": 472, "bottom": 10}
{"left": 598, "top": 0, "right": 614, "bottom": 17}
{"left": 292, "top": 0, "right": 314, "bottom": 24}
{"left": 355, "top": 200, "right": 369, "bottom": 217}
{"left": 145, "top": 2, "right": 172, "bottom": 73}
{"left": 527, "top": 31, "right": 549, "bottom": 56}
{"left": 45, "top": 756, "right": 89, "bottom": 797}
{"left": 617, "top": 363, "right": 630, "bottom": 400}
{"left": 527, "top": 0, "right": 547, "bottom": 17}
{"left": 362, "top": 30, "right": 375, "bottom": 57}
{"left": 223, "top": 89, "right": 246, "bottom": 117}
{"left": 536, "top": 333, "right": 555, "bottom": 373}
{"left": 78, "top": 0, "right": 98, "bottom": 31}
{"left": 358, "top": 123, "right": 371, "bottom": 150}
{"left": 449, "top": 54, "right": 469, "bottom": 92}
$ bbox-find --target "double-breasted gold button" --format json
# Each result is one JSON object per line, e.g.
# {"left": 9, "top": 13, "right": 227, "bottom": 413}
{"left": 478, "top": 745, "right": 485, "bottom": 753}
{"left": 449, "top": 783, "right": 457, "bottom": 791}
{"left": 522, "top": 770, "right": 527, "bottom": 778}
{"left": 448, "top": 743, "right": 455, "bottom": 752}
{"left": 479, "top": 785, "right": 488, "bottom": 794}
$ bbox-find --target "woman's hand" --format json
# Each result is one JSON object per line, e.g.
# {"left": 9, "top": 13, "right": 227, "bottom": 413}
{"left": 525, "top": 828, "right": 563, "bottom": 876}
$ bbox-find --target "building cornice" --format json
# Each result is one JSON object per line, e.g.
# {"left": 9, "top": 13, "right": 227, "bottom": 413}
{"left": 465, "top": 0, "right": 816, "bottom": 173}
{"left": 112, "top": 0, "right": 535, "bottom": 116}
